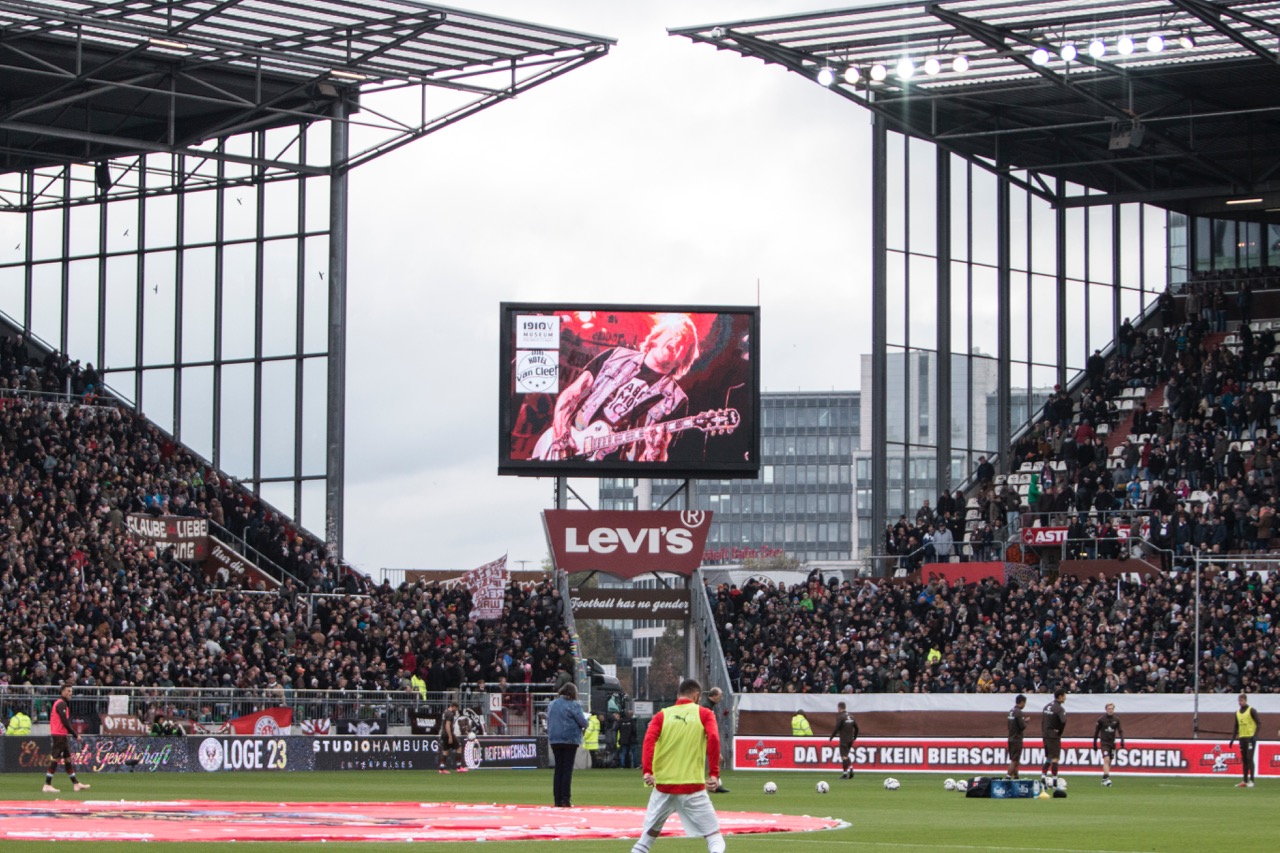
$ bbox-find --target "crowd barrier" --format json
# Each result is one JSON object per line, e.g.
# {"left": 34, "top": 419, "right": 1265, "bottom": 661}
{"left": 1, "top": 735, "right": 548, "bottom": 774}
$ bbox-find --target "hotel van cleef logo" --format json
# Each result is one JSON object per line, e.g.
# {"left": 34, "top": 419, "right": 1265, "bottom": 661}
{"left": 515, "top": 351, "right": 558, "bottom": 394}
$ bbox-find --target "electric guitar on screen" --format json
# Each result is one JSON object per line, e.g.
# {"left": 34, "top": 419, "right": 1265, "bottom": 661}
{"left": 531, "top": 408, "right": 740, "bottom": 461}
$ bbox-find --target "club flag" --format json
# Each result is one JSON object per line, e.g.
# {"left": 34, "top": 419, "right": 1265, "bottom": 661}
{"left": 464, "top": 555, "right": 509, "bottom": 621}
{"left": 220, "top": 707, "right": 293, "bottom": 735}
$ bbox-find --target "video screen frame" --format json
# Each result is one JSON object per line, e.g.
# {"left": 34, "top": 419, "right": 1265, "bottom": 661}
{"left": 498, "top": 302, "right": 761, "bottom": 479}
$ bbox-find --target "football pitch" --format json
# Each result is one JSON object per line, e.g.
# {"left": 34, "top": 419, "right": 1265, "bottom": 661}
{"left": 0, "top": 769, "right": 1272, "bottom": 852}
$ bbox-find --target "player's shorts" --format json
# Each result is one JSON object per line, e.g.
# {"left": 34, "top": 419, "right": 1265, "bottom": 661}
{"left": 640, "top": 789, "right": 721, "bottom": 839}
{"left": 1043, "top": 738, "right": 1062, "bottom": 761}
{"left": 49, "top": 735, "right": 71, "bottom": 761}
{"left": 837, "top": 740, "right": 854, "bottom": 759}
{"left": 1097, "top": 744, "right": 1117, "bottom": 760}
{"left": 1008, "top": 740, "right": 1023, "bottom": 762}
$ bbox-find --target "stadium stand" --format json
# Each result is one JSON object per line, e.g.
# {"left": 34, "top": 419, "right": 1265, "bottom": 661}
{"left": 710, "top": 569, "right": 1278, "bottom": 696}
{"left": 0, "top": 332, "right": 573, "bottom": 718}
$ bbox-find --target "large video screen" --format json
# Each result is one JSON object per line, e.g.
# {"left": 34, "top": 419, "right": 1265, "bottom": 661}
{"left": 499, "top": 303, "right": 760, "bottom": 478}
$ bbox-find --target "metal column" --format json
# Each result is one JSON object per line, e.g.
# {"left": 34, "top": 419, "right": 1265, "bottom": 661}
{"left": 870, "top": 113, "right": 889, "bottom": 556}
{"left": 325, "top": 96, "right": 351, "bottom": 560}
{"left": 996, "top": 175, "right": 1012, "bottom": 470}
{"left": 936, "top": 148, "right": 952, "bottom": 495}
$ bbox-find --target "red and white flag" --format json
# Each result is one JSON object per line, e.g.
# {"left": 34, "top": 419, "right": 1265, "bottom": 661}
{"left": 300, "top": 718, "right": 331, "bottom": 736}
{"left": 463, "top": 555, "right": 508, "bottom": 621}
{"left": 219, "top": 707, "right": 293, "bottom": 735}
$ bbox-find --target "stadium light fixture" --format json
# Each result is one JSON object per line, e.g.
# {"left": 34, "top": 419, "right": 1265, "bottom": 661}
{"left": 1117, "top": 35, "right": 1135, "bottom": 55}
{"left": 1060, "top": 43, "right": 1078, "bottom": 62}
{"left": 817, "top": 66, "right": 835, "bottom": 86}
{"left": 1178, "top": 31, "right": 1196, "bottom": 50}
{"left": 1225, "top": 198, "right": 1263, "bottom": 205}
{"left": 870, "top": 63, "right": 888, "bottom": 81}
{"left": 1031, "top": 47, "right": 1050, "bottom": 66}
{"left": 1147, "top": 35, "right": 1165, "bottom": 53}
{"left": 924, "top": 57, "right": 941, "bottom": 76}
{"left": 896, "top": 57, "right": 915, "bottom": 80}
{"left": 148, "top": 37, "right": 191, "bottom": 50}
{"left": 1088, "top": 38, "right": 1106, "bottom": 59}
{"left": 843, "top": 66, "right": 861, "bottom": 84}
{"left": 952, "top": 55, "right": 969, "bottom": 73}
{"left": 330, "top": 69, "right": 368, "bottom": 81}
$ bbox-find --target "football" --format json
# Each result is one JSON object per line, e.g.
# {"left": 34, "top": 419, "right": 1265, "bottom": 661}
{"left": 944, "top": 778, "right": 956, "bottom": 791}
{"left": 956, "top": 779, "right": 969, "bottom": 792}
{"left": 815, "top": 781, "right": 830, "bottom": 794}
{"left": 763, "top": 781, "right": 778, "bottom": 794}
{"left": 883, "top": 777, "right": 900, "bottom": 790}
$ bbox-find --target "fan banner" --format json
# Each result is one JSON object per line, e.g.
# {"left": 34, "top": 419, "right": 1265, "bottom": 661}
{"left": 462, "top": 555, "right": 508, "bottom": 621}
{"left": 735, "top": 736, "right": 1278, "bottom": 777}
{"left": 219, "top": 707, "right": 293, "bottom": 736}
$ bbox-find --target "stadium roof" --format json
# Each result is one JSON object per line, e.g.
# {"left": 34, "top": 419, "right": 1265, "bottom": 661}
{"left": 671, "top": 1, "right": 1280, "bottom": 220}
{"left": 0, "top": 0, "right": 614, "bottom": 176}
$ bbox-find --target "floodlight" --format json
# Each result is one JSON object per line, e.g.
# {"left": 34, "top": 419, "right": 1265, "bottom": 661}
{"left": 1117, "top": 35, "right": 1135, "bottom": 55}
{"left": 817, "top": 66, "right": 835, "bottom": 86}
{"left": 1178, "top": 32, "right": 1196, "bottom": 50}
{"left": 1031, "top": 47, "right": 1050, "bottom": 66}
{"left": 843, "top": 66, "right": 861, "bottom": 84}
{"left": 896, "top": 57, "right": 915, "bottom": 80}
{"left": 1147, "top": 35, "right": 1165, "bottom": 53}
{"left": 952, "top": 55, "right": 970, "bottom": 72}
{"left": 870, "top": 63, "right": 888, "bottom": 81}
{"left": 924, "top": 57, "right": 941, "bottom": 76}
{"left": 1060, "top": 43, "right": 1077, "bottom": 62}
{"left": 1088, "top": 39, "right": 1106, "bottom": 59}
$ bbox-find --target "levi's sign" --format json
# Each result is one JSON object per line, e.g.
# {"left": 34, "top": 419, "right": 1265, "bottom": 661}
{"left": 544, "top": 510, "right": 713, "bottom": 578}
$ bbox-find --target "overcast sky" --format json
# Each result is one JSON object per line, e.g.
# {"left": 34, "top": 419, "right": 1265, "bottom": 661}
{"left": 340, "top": 1, "right": 876, "bottom": 577}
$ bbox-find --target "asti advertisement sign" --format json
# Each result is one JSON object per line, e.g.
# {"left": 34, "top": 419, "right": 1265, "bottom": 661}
{"left": 544, "top": 509, "right": 713, "bottom": 578}
{"left": 735, "top": 736, "right": 1280, "bottom": 778}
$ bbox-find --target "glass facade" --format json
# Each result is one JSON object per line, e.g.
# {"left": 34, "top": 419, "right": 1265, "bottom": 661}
{"left": 0, "top": 134, "right": 332, "bottom": 535}
{"left": 870, "top": 126, "right": 1170, "bottom": 544}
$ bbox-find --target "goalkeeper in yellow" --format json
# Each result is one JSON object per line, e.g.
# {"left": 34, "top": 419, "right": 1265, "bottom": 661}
{"left": 631, "top": 678, "right": 725, "bottom": 853}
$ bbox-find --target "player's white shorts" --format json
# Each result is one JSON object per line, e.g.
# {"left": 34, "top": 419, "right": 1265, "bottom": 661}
{"left": 640, "top": 789, "right": 721, "bottom": 839}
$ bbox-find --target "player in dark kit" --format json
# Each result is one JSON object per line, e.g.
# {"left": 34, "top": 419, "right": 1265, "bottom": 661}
{"left": 828, "top": 700, "right": 860, "bottom": 779}
{"left": 44, "top": 683, "right": 90, "bottom": 793}
{"left": 1092, "top": 702, "right": 1125, "bottom": 786}
{"left": 1006, "top": 694, "right": 1028, "bottom": 779}
{"left": 439, "top": 700, "right": 466, "bottom": 774}
{"left": 1040, "top": 689, "right": 1067, "bottom": 789}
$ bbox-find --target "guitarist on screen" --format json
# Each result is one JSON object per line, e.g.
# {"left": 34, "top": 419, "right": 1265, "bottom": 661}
{"left": 543, "top": 314, "right": 699, "bottom": 462}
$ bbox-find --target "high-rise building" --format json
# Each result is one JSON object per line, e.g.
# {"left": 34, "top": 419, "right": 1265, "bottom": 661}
{"left": 599, "top": 390, "right": 860, "bottom": 562}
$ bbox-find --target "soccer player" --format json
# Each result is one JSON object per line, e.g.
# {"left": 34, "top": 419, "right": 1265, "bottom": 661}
{"left": 827, "top": 700, "right": 860, "bottom": 779}
{"left": 439, "top": 700, "right": 466, "bottom": 774}
{"left": 1228, "top": 692, "right": 1260, "bottom": 788}
{"left": 1007, "top": 694, "right": 1028, "bottom": 779}
{"left": 44, "top": 683, "right": 90, "bottom": 793}
{"left": 631, "top": 678, "right": 725, "bottom": 853}
{"left": 1092, "top": 702, "right": 1125, "bottom": 786}
{"left": 1040, "top": 689, "right": 1067, "bottom": 790}
{"left": 704, "top": 687, "right": 729, "bottom": 793}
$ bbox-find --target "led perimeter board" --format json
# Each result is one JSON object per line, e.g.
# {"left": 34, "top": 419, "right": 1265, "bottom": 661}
{"left": 499, "top": 303, "right": 760, "bottom": 479}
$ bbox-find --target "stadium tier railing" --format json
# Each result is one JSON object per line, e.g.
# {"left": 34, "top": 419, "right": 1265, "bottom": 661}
{"left": 0, "top": 685, "right": 559, "bottom": 736}
{"left": 692, "top": 571, "right": 735, "bottom": 766}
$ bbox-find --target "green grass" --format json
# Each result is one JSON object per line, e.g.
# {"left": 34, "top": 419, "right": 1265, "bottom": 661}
{"left": 0, "top": 769, "right": 1274, "bottom": 852}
